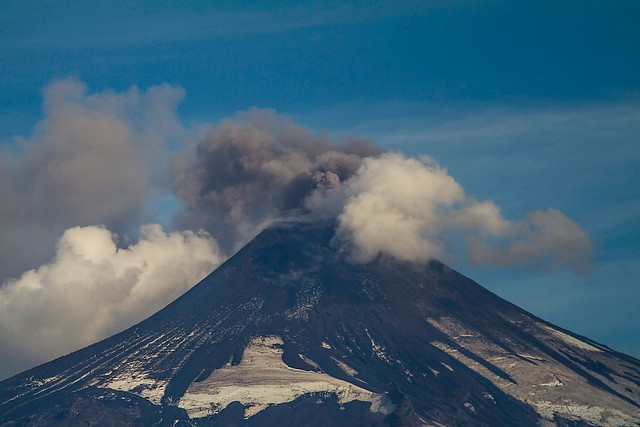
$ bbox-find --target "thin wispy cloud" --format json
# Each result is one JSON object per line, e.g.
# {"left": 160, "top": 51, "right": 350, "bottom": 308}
{"left": 313, "top": 99, "right": 640, "bottom": 215}
{"left": 1, "top": 1, "right": 434, "bottom": 52}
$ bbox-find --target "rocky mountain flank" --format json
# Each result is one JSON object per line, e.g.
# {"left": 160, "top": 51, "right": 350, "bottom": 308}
{"left": 1, "top": 221, "right": 639, "bottom": 426}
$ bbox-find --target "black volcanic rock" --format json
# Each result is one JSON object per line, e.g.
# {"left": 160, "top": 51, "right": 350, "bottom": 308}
{"left": 1, "top": 220, "right": 639, "bottom": 426}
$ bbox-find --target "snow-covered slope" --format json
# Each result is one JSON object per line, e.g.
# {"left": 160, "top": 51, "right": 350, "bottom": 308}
{"left": 1, "top": 221, "right": 639, "bottom": 426}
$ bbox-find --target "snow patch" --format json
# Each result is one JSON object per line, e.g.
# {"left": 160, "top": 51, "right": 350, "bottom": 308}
{"left": 331, "top": 356, "right": 359, "bottom": 377}
{"left": 178, "top": 336, "right": 395, "bottom": 419}
{"left": 99, "top": 374, "right": 166, "bottom": 405}
{"left": 440, "top": 363, "right": 454, "bottom": 372}
{"left": 539, "top": 324, "right": 603, "bottom": 352}
{"left": 516, "top": 353, "right": 545, "bottom": 362}
{"left": 365, "top": 328, "right": 392, "bottom": 364}
{"left": 285, "top": 277, "right": 322, "bottom": 321}
{"left": 427, "top": 317, "right": 640, "bottom": 426}
{"left": 299, "top": 353, "right": 321, "bottom": 370}
{"left": 482, "top": 392, "right": 496, "bottom": 404}
{"left": 539, "top": 374, "right": 564, "bottom": 387}
{"left": 531, "top": 400, "right": 638, "bottom": 427}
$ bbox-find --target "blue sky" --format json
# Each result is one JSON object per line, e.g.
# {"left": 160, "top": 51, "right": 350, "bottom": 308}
{"left": 1, "top": 0, "right": 639, "bottom": 364}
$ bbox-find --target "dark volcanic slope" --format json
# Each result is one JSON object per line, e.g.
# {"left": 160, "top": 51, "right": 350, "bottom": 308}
{"left": 1, "top": 221, "right": 639, "bottom": 426}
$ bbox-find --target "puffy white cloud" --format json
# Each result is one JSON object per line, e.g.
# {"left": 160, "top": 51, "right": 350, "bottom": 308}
{"left": 0, "top": 224, "right": 224, "bottom": 380}
{"left": 334, "top": 153, "right": 464, "bottom": 262}
{"left": 331, "top": 152, "right": 592, "bottom": 273}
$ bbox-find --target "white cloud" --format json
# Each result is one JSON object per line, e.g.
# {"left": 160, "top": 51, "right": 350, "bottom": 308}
{"left": 0, "top": 224, "right": 224, "bottom": 380}
{"left": 335, "top": 153, "right": 464, "bottom": 262}
{"left": 331, "top": 152, "right": 592, "bottom": 272}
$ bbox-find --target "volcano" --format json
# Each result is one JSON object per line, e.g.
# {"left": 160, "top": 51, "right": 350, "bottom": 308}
{"left": 1, "top": 221, "right": 639, "bottom": 426}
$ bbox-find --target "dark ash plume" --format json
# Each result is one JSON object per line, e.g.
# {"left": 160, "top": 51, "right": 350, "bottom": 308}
{"left": 172, "top": 108, "right": 381, "bottom": 251}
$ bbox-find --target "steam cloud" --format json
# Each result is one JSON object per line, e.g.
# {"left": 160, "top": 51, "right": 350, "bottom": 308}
{"left": 0, "top": 224, "right": 223, "bottom": 379}
{"left": 330, "top": 153, "right": 592, "bottom": 274}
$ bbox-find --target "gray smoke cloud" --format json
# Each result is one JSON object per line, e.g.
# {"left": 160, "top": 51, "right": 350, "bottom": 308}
{"left": 0, "top": 78, "right": 185, "bottom": 279}
{"left": 172, "top": 108, "right": 381, "bottom": 251}
{"left": 465, "top": 209, "right": 593, "bottom": 273}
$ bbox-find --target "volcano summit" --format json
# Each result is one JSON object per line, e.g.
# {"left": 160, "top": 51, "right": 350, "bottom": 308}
{"left": 1, "top": 221, "right": 639, "bottom": 426}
